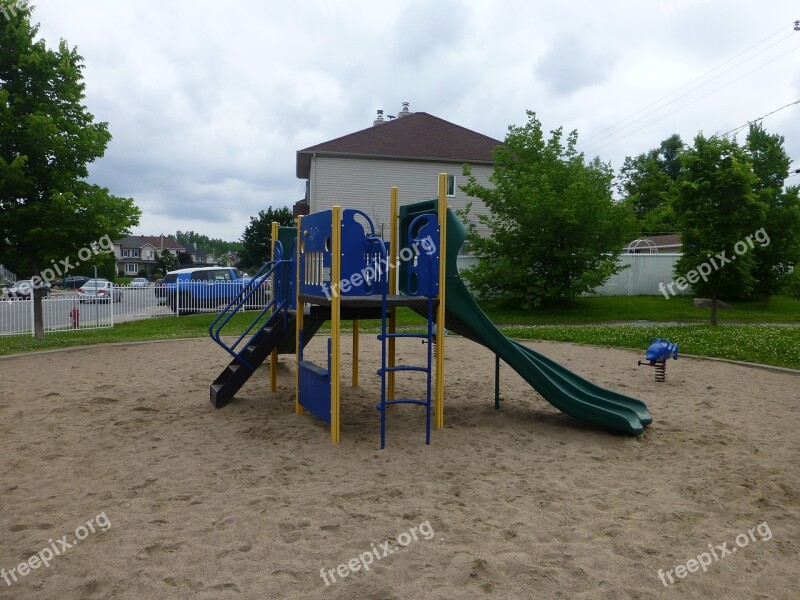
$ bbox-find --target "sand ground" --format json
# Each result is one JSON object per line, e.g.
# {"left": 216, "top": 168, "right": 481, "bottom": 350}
{"left": 1, "top": 335, "right": 798, "bottom": 599}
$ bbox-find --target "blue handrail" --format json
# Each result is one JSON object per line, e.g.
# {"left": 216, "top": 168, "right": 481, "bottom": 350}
{"left": 208, "top": 254, "right": 291, "bottom": 368}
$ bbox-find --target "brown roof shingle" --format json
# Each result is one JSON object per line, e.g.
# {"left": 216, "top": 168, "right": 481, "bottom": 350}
{"left": 116, "top": 235, "right": 185, "bottom": 250}
{"left": 296, "top": 112, "right": 501, "bottom": 178}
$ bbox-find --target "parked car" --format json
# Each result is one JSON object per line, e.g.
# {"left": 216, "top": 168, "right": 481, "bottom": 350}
{"left": 153, "top": 278, "right": 168, "bottom": 305}
{"left": 130, "top": 277, "right": 149, "bottom": 289}
{"left": 5, "top": 279, "right": 50, "bottom": 300}
{"left": 56, "top": 275, "right": 91, "bottom": 290}
{"left": 78, "top": 279, "right": 122, "bottom": 303}
{"left": 163, "top": 267, "right": 244, "bottom": 315}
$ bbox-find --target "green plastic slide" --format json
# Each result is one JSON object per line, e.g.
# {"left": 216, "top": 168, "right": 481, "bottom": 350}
{"left": 399, "top": 201, "right": 652, "bottom": 435}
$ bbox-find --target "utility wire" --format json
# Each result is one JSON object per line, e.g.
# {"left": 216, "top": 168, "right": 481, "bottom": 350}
{"left": 579, "top": 23, "right": 793, "bottom": 146}
{"left": 580, "top": 33, "right": 795, "bottom": 152}
{"left": 581, "top": 44, "right": 800, "bottom": 155}
{"left": 712, "top": 99, "right": 800, "bottom": 140}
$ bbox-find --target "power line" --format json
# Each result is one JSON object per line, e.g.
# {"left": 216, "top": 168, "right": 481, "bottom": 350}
{"left": 712, "top": 99, "right": 800, "bottom": 140}
{"left": 581, "top": 44, "right": 800, "bottom": 155}
{"left": 580, "top": 33, "right": 795, "bottom": 152}
{"left": 579, "top": 22, "right": 793, "bottom": 147}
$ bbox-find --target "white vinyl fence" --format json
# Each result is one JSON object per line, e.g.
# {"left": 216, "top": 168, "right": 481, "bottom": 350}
{"left": 590, "top": 254, "right": 687, "bottom": 296}
{"left": 0, "top": 281, "right": 271, "bottom": 337}
{"left": 456, "top": 254, "right": 687, "bottom": 297}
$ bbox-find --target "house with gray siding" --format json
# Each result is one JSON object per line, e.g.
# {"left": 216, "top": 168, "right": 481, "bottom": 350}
{"left": 295, "top": 106, "right": 501, "bottom": 240}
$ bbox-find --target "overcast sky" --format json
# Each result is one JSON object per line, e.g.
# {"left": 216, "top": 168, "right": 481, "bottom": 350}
{"left": 27, "top": 0, "right": 800, "bottom": 242}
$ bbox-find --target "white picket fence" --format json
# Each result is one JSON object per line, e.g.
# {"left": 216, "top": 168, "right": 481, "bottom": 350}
{"left": 0, "top": 281, "right": 271, "bottom": 337}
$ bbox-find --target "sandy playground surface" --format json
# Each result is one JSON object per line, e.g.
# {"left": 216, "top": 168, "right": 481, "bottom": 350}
{"left": 1, "top": 334, "right": 798, "bottom": 599}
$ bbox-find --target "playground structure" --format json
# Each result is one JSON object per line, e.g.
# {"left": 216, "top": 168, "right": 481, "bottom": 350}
{"left": 209, "top": 175, "right": 653, "bottom": 447}
{"left": 638, "top": 338, "right": 679, "bottom": 382}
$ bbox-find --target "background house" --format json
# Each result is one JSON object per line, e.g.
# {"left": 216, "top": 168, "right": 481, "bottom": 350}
{"left": 182, "top": 243, "right": 218, "bottom": 266}
{"left": 295, "top": 104, "right": 501, "bottom": 240}
{"left": 113, "top": 235, "right": 185, "bottom": 276}
{"left": 625, "top": 234, "right": 682, "bottom": 254}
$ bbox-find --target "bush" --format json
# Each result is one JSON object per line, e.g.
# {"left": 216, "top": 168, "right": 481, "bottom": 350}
{"left": 786, "top": 269, "right": 800, "bottom": 299}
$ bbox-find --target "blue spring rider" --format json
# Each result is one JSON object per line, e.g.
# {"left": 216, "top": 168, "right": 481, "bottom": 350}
{"left": 638, "top": 337, "right": 678, "bottom": 382}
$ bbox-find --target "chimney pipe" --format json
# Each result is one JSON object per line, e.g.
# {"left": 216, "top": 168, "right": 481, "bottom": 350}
{"left": 398, "top": 101, "right": 412, "bottom": 117}
{"left": 373, "top": 109, "right": 385, "bottom": 126}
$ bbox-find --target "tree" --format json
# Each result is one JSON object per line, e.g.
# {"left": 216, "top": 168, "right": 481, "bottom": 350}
{"left": 743, "top": 124, "right": 800, "bottom": 303}
{"left": 175, "top": 230, "right": 242, "bottom": 257}
{"left": 156, "top": 249, "right": 179, "bottom": 274}
{"left": 459, "top": 111, "right": 636, "bottom": 308}
{"left": 0, "top": 6, "right": 140, "bottom": 337}
{"left": 238, "top": 206, "right": 294, "bottom": 270}
{"left": 672, "top": 134, "right": 763, "bottom": 324}
{"left": 618, "top": 134, "right": 683, "bottom": 235}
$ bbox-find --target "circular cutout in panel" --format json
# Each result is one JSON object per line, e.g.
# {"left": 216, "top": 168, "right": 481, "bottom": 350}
{"left": 324, "top": 237, "right": 331, "bottom": 252}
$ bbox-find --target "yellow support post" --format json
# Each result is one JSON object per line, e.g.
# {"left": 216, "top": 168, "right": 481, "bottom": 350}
{"left": 352, "top": 319, "right": 359, "bottom": 387}
{"left": 295, "top": 215, "right": 303, "bottom": 415}
{"left": 388, "top": 186, "right": 399, "bottom": 401}
{"left": 434, "top": 174, "right": 447, "bottom": 429}
{"left": 270, "top": 221, "right": 278, "bottom": 393}
{"left": 331, "top": 206, "right": 342, "bottom": 443}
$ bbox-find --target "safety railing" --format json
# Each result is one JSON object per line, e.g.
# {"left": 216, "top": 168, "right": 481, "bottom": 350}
{"left": 209, "top": 248, "right": 291, "bottom": 365}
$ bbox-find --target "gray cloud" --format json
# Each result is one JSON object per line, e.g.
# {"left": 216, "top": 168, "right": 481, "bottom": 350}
{"left": 22, "top": 0, "right": 799, "bottom": 241}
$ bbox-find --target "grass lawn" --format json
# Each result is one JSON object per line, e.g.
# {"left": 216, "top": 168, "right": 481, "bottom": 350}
{"left": 1, "top": 296, "right": 797, "bottom": 369}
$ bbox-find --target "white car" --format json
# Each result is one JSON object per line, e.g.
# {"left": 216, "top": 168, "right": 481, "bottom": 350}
{"left": 78, "top": 279, "right": 123, "bottom": 303}
{"left": 130, "top": 277, "right": 149, "bottom": 289}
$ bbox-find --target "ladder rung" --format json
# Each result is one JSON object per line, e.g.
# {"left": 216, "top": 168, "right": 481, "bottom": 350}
{"left": 376, "top": 399, "right": 430, "bottom": 411}
{"left": 378, "top": 366, "right": 430, "bottom": 375}
{"left": 378, "top": 333, "right": 431, "bottom": 340}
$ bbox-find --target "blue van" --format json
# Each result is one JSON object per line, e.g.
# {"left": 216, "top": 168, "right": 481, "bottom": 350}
{"left": 163, "top": 267, "right": 245, "bottom": 315}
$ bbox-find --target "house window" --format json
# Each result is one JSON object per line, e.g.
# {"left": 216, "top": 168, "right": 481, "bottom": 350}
{"left": 131, "top": 249, "right": 140, "bottom": 258}
{"left": 446, "top": 174, "right": 456, "bottom": 197}
{"left": 125, "top": 263, "right": 138, "bottom": 274}
{"left": 122, "top": 249, "right": 130, "bottom": 258}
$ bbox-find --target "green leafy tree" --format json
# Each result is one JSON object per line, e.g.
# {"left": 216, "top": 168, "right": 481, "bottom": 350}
{"left": 175, "top": 230, "right": 242, "bottom": 257}
{"left": 618, "top": 134, "right": 683, "bottom": 235}
{"left": 156, "top": 249, "right": 179, "bottom": 274}
{"left": 460, "top": 111, "right": 636, "bottom": 308}
{"left": 238, "top": 206, "right": 294, "bottom": 270}
{"left": 743, "top": 124, "right": 800, "bottom": 303}
{"left": 0, "top": 5, "right": 140, "bottom": 337}
{"left": 672, "top": 134, "right": 762, "bottom": 324}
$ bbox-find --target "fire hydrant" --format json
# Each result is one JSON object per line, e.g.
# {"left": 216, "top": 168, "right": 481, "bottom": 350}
{"left": 70, "top": 303, "right": 80, "bottom": 328}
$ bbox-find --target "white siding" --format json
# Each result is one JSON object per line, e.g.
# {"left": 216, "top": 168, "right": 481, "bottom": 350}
{"left": 308, "top": 155, "right": 494, "bottom": 238}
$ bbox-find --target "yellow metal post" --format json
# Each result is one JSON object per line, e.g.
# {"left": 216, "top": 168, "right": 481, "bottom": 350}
{"left": 352, "top": 320, "right": 359, "bottom": 387}
{"left": 331, "top": 206, "right": 342, "bottom": 443}
{"left": 434, "top": 174, "right": 447, "bottom": 429}
{"left": 270, "top": 221, "right": 278, "bottom": 393}
{"left": 295, "top": 215, "right": 303, "bottom": 415}
{"left": 388, "top": 186, "right": 398, "bottom": 401}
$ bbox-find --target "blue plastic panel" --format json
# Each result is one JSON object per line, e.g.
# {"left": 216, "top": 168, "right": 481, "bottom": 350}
{"left": 404, "top": 214, "right": 440, "bottom": 297}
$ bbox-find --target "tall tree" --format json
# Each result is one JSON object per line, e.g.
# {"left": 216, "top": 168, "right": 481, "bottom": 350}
{"left": 237, "top": 206, "right": 294, "bottom": 270}
{"left": 618, "top": 134, "right": 683, "bottom": 235}
{"left": 460, "top": 110, "right": 636, "bottom": 308}
{"left": 0, "top": 5, "right": 140, "bottom": 337}
{"left": 672, "top": 134, "right": 763, "bottom": 324}
{"left": 744, "top": 124, "right": 800, "bottom": 303}
{"left": 156, "top": 249, "right": 179, "bottom": 274}
{"left": 175, "top": 230, "right": 242, "bottom": 257}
